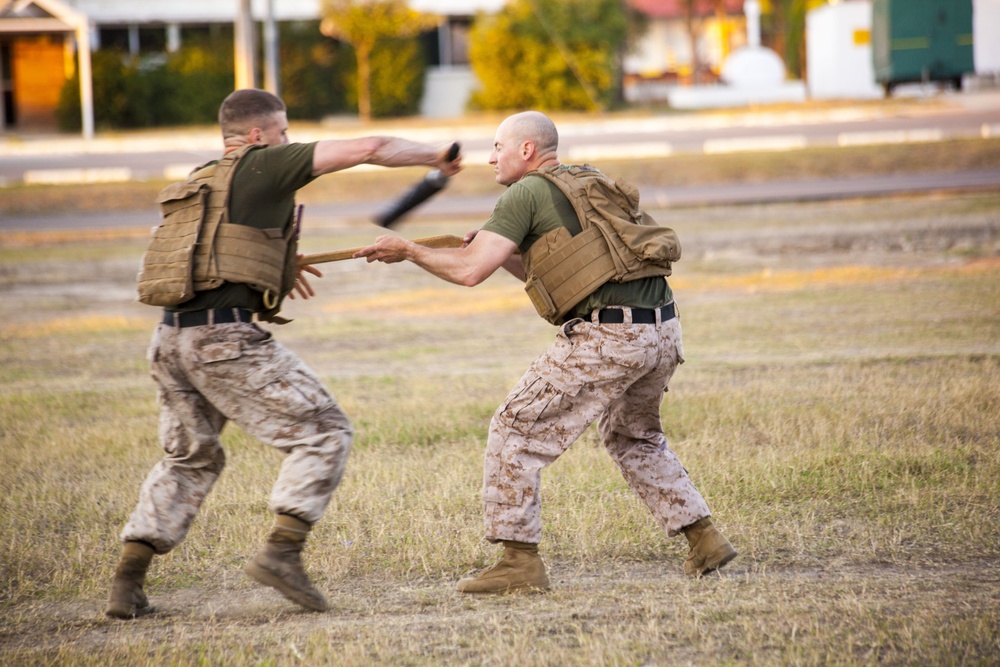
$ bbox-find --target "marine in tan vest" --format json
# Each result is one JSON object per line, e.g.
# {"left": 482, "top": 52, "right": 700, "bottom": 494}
{"left": 106, "top": 89, "right": 461, "bottom": 619}
{"left": 354, "top": 110, "right": 736, "bottom": 594}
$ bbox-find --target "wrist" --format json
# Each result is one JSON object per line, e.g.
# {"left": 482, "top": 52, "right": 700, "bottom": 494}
{"left": 404, "top": 240, "right": 420, "bottom": 262}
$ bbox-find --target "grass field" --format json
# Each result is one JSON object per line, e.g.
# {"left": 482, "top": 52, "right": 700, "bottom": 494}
{"left": 1, "top": 163, "right": 998, "bottom": 663}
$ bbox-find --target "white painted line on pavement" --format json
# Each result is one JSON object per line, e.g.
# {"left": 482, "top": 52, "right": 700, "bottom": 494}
{"left": 837, "top": 128, "right": 943, "bottom": 146}
{"left": 982, "top": 123, "right": 1000, "bottom": 138}
{"left": 703, "top": 135, "right": 807, "bottom": 154}
{"left": 164, "top": 164, "right": 198, "bottom": 181}
{"left": 568, "top": 142, "right": 673, "bottom": 161}
{"left": 23, "top": 167, "right": 133, "bottom": 185}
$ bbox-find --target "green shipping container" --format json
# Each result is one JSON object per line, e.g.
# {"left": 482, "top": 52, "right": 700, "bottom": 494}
{"left": 872, "top": 0, "right": 975, "bottom": 95}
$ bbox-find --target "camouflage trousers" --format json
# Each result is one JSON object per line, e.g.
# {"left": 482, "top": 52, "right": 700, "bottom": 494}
{"left": 121, "top": 320, "right": 353, "bottom": 554}
{"left": 483, "top": 309, "right": 711, "bottom": 544}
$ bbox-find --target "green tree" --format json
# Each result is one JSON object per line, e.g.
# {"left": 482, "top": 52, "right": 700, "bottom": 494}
{"left": 468, "top": 0, "right": 628, "bottom": 112}
{"left": 762, "top": 0, "right": 824, "bottom": 79}
{"left": 320, "top": 0, "right": 438, "bottom": 121}
{"left": 339, "top": 37, "right": 426, "bottom": 118}
{"left": 162, "top": 37, "right": 234, "bottom": 124}
{"left": 279, "top": 20, "right": 351, "bottom": 120}
{"left": 57, "top": 50, "right": 168, "bottom": 130}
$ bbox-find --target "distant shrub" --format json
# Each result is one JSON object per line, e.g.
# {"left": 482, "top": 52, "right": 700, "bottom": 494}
{"left": 341, "top": 36, "right": 426, "bottom": 118}
{"left": 468, "top": 0, "right": 627, "bottom": 112}
{"left": 279, "top": 21, "right": 351, "bottom": 120}
{"left": 56, "top": 22, "right": 360, "bottom": 131}
{"left": 57, "top": 50, "right": 170, "bottom": 130}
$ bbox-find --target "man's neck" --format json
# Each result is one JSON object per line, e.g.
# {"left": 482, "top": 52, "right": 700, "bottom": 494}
{"left": 529, "top": 157, "right": 561, "bottom": 172}
{"left": 223, "top": 137, "right": 253, "bottom": 155}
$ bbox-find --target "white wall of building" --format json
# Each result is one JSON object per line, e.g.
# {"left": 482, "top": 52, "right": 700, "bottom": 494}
{"left": 410, "top": 0, "right": 505, "bottom": 13}
{"left": 61, "top": 0, "right": 507, "bottom": 24}
{"left": 806, "top": 1, "right": 882, "bottom": 100}
{"left": 420, "top": 66, "right": 478, "bottom": 117}
{"left": 975, "top": 0, "right": 1000, "bottom": 74}
{"left": 63, "top": 1, "right": 320, "bottom": 22}
{"left": 624, "top": 21, "right": 693, "bottom": 78}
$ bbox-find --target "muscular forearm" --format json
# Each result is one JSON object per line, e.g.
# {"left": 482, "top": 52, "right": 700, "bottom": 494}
{"left": 501, "top": 254, "right": 526, "bottom": 282}
{"left": 367, "top": 137, "right": 442, "bottom": 168}
{"left": 312, "top": 136, "right": 454, "bottom": 176}
{"left": 405, "top": 243, "right": 494, "bottom": 287}
{"left": 355, "top": 230, "right": 516, "bottom": 287}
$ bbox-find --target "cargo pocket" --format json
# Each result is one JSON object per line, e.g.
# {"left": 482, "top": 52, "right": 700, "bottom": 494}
{"left": 483, "top": 485, "right": 524, "bottom": 508}
{"left": 197, "top": 341, "right": 242, "bottom": 364}
{"left": 247, "top": 360, "right": 332, "bottom": 422}
{"left": 500, "top": 373, "right": 582, "bottom": 435}
{"left": 599, "top": 339, "right": 647, "bottom": 370}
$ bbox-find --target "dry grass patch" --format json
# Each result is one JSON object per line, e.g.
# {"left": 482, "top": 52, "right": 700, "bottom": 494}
{"left": 1, "top": 192, "right": 998, "bottom": 665}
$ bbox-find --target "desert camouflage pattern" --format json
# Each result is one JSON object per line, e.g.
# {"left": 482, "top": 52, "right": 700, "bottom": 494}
{"left": 121, "top": 320, "right": 353, "bottom": 553}
{"left": 483, "top": 310, "right": 711, "bottom": 544}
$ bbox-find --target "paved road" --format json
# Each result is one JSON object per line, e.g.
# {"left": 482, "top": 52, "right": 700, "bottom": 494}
{"left": 2, "top": 91, "right": 999, "bottom": 186}
{"left": 2, "top": 92, "right": 998, "bottom": 233}
{"left": 4, "top": 169, "right": 997, "bottom": 234}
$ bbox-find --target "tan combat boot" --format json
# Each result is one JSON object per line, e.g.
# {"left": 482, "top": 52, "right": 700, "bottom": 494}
{"left": 681, "top": 517, "right": 737, "bottom": 577}
{"left": 457, "top": 540, "right": 550, "bottom": 594}
{"left": 105, "top": 541, "right": 155, "bottom": 619}
{"left": 245, "top": 514, "right": 328, "bottom": 612}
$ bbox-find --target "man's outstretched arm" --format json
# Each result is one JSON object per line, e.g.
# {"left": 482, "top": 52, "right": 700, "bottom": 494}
{"left": 353, "top": 230, "right": 518, "bottom": 287}
{"left": 311, "top": 137, "right": 461, "bottom": 177}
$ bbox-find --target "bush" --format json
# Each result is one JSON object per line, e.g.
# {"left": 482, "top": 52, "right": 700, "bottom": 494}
{"left": 161, "top": 40, "right": 235, "bottom": 125}
{"left": 56, "top": 22, "right": 359, "bottom": 131}
{"left": 279, "top": 21, "right": 351, "bottom": 120}
{"left": 469, "top": 0, "right": 627, "bottom": 112}
{"left": 57, "top": 50, "right": 171, "bottom": 131}
{"left": 341, "top": 37, "right": 426, "bottom": 118}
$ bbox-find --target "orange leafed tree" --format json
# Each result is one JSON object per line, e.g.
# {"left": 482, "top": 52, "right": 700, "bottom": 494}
{"left": 320, "top": 0, "right": 439, "bottom": 122}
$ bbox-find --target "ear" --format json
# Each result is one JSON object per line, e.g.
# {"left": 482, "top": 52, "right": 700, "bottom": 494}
{"left": 520, "top": 140, "right": 536, "bottom": 161}
{"left": 249, "top": 127, "right": 264, "bottom": 145}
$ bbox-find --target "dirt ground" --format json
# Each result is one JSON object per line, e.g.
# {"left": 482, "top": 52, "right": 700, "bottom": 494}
{"left": 5, "top": 560, "right": 999, "bottom": 661}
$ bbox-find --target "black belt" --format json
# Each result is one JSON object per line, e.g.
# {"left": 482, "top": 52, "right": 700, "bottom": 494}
{"left": 162, "top": 308, "right": 254, "bottom": 328}
{"left": 596, "top": 302, "right": 676, "bottom": 324}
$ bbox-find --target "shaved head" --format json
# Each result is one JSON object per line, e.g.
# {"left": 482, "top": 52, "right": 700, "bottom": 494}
{"left": 499, "top": 111, "right": 559, "bottom": 154}
{"left": 490, "top": 111, "right": 560, "bottom": 186}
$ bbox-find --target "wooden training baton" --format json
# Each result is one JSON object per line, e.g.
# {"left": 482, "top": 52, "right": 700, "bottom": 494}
{"left": 297, "top": 234, "right": 465, "bottom": 266}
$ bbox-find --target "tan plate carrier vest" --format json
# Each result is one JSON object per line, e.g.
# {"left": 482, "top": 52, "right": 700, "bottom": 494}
{"left": 136, "top": 144, "right": 298, "bottom": 319}
{"left": 521, "top": 165, "right": 681, "bottom": 325}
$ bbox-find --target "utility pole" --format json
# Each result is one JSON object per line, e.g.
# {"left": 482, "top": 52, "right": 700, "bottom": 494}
{"left": 234, "top": 0, "right": 257, "bottom": 89}
{"left": 77, "top": 21, "right": 94, "bottom": 140}
{"left": 263, "top": 0, "right": 280, "bottom": 96}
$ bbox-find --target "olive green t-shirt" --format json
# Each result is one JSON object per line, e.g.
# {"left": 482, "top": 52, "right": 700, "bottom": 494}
{"left": 169, "top": 142, "right": 317, "bottom": 312}
{"left": 481, "top": 171, "right": 672, "bottom": 321}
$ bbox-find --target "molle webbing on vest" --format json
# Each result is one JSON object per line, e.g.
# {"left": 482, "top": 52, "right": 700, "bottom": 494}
{"left": 137, "top": 179, "right": 213, "bottom": 306}
{"left": 209, "top": 224, "right": 290, "bottom": 293}
{"left": 521, "top": 165, "right": 680, "bottom": 324}
{"left": 137, "top": 144, "right": 294, "bottom": 309}
{"left": 523, "top": 226, "right": 617, "bottom": 324}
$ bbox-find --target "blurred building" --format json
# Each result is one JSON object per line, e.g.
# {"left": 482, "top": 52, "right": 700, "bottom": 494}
{"left": 808, "top": 0, "right": 996, "bottom": 99}
{"left": 410, "top": 0, "right": 504, "bottom": 117}
{"left": 624, "top": 0, "right": 747, "bottom": 103}
{"left": 806, "top": 0, "right": 882, "bottom": 99}
{"left": 0, "top": 0, "right": 501, "bottom": 130}
{"left": 974, "top": 0, "right": 1000, "bottom": 77}
{"left": 0, "top": 0, "right": 322, "bottom": 133}
{"left": 3, "top": 0, "right": 998, "bottom": 134}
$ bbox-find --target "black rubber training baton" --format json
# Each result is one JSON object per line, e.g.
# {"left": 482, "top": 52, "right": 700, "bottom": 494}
{"left": 374, "top": 142, "right": 461, "bottom": 228}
